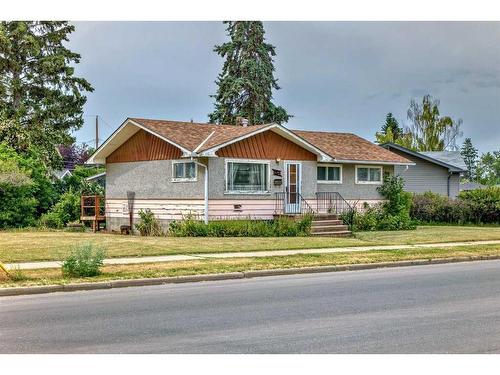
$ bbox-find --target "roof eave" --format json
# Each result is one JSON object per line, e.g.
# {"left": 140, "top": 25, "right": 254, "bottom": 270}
{"left": 380, "top": 143, "right": 466, "bottom": 172}
{"left": 331, "top": 159, "right": 415, "bottom": 166}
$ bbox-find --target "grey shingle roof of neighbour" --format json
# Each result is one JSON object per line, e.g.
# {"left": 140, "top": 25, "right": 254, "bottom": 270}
{"left": 460, "top": 182, "right": 486, "bottom": 191}
{"left": 380, "top": 143, "right": 466, "bottom": 172}
{"left": 420, "top": 151, "right": 467, "bottom": 171}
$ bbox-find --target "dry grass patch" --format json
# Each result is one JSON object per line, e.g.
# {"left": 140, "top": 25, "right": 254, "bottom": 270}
{"left": 1, "top": 226, "right": 499, "bottom": 263}
{"left": 2, "top": 243, "right": 499, "bottom": 288}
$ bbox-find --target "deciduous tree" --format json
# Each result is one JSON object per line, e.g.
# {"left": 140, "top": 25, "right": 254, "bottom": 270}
{"left": 477, "top": 151, "right": 500, "bottom": 186}
{"left": 406, "top": 95, "right": 462, "bottom": 151}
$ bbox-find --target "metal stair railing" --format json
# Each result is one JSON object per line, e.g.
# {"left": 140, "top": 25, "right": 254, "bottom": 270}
{"left": 274, "top": 192, "right": 315, "bottom": 215}
{"left": 315, "top": 192, "right": 352, "bottom": 215}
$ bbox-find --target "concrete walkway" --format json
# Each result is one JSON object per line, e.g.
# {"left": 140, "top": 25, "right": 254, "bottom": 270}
{"left": 5, "top": 240, "right": 500, "bottom": 271}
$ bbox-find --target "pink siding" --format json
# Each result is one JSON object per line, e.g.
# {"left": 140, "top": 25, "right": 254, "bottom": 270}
{"left": 208, "top": 199, "right": 276, "bottom": 219}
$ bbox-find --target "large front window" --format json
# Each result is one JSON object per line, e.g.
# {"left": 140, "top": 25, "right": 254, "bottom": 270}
{"left": 226, "top": 161, "right": 269, "bottom": 193}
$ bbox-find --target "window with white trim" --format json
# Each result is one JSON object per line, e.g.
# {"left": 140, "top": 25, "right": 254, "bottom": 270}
{"left": 226, "top": 161, "right": 269, "bottom": 193}
{"left": 356, "top": 166, "right": 382, "bottom": 184}
{"left": 317, "top": 165, "right": 342, "bottom": 183}
{"left": 172, "top": 161, "right": 197, "bottom": 181}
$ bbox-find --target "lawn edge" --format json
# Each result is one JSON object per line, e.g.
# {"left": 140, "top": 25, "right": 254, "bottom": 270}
{"left": 2, "top": 254, "right": 500, "bottom": 297}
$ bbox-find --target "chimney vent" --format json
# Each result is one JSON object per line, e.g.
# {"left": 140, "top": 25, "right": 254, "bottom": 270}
{"left": 235, "top": 116, "right": 249, "bottom": 126}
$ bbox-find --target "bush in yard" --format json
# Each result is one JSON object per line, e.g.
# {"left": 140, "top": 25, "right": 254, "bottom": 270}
{"left": 411, "top": 187, "right": 499, "bottom": 224}
{"left": 0, "top": 143, "right": 38, "bottom": 227}
{"left": 8, "top": 265, "right": 28, "bottom": 282}
{"left": 411, "top": 192, "right": 465, "bottom": 223}
{"left": 135, "top": 209, "right": 164, "bottom": 236}
{"left": 38, "top": 211, "right": 64, "bottom": 229}
{"left": 296, "top": 214, "right": 313, "bottom": 235}
{"left": 168, "top": 215, "right": 312, "bottom": 237}
{"left": 458, "top": 186, "right": 500, "bottom": 224}
{"left": 347, "top": 175, "right": 416, "bottom": 231}
{"left": 62, "top": 243, "right": 106, "bottom": 277}
{"left": 38, "top": 190, "right": 81, "bottom": 229}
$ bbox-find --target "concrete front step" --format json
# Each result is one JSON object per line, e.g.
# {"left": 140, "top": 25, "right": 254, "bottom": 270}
{"left": 311, "top": 219, "right": 343, "bottom": 226}
{"left": 311, "top": 225, "right": 349, "bottom": 233}
{"left": 311, "top": 230, "right": 352, "bottom": 237}
{"left": 313, "top": 214, "right": 340, "bottom": 221}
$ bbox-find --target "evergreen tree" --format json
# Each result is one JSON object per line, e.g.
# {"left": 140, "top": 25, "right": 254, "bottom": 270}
{"left": 460, "top": 138, "right": 478, "bottom": 181}
{"left": 209, "top": 21, "right": 291, "bottom": 125}
{"left": 375, "top": 113, "right": 413, "bottom": 147}
{"left": 380, "top": 113, "right": 403, "bottom": 139}
{"left": 0, "top": 21, "right": 93, "bottom": 168}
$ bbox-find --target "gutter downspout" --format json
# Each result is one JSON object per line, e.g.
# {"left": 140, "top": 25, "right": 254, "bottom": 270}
{"left": 192, "top": 159, "right": 209, "bottom": 225}
{"left": 447, "top": 171, "right": 451, "bottom": 198}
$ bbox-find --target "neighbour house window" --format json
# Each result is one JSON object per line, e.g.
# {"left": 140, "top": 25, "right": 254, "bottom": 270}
{"left": 172, "top": 161, "right": 197, "bottom": 181}
{"left": 226, "top": 161, "right": 269, "bottom": 193}
{"left": 317, "top": 165, "right": 342, "bottom": 183}
{"left": 355, "top": 166, "right": 382, "bottom": 184}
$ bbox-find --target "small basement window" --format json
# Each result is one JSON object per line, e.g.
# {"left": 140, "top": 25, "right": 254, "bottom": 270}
{"left": 355, "top": 166, "right": 382, "bottom": 184}
{"left": 172, "top": 161, "right": 197, "bottom": 182}
{"left": 317, "top": 165, "right": 342, "bottom": 183}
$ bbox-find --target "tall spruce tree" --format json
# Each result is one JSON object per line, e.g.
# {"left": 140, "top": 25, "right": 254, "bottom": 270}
{"left": 0, "top": 21, "right": 93, "bottom": 167}
{"left": 460, "top": 137, "right": 478, "bottom": 181}
{"left": 381, "top": 113, "right": 403, "bottom": 139}
{"left": 209, "top": 21, "right": 291, "bottom": 125}
{"left": 375, "top": 112, "right": 413, "bottom": 147}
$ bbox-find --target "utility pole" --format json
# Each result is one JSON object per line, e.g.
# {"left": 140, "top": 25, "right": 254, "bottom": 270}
{"left": 95, "top": 115, "right": 99, "bottom": 149}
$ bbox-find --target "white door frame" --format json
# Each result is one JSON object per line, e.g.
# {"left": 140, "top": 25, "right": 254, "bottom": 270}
{"left": 284, "top": 161, "right": 302, "bottom": 214}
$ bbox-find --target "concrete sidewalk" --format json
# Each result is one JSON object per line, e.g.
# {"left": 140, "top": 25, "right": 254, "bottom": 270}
{"left": 5, "top": 240, "right": 500, "bottom": 271}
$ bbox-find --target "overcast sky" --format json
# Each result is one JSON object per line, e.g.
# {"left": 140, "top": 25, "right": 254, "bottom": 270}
{"left": 69, "top": 21, "right": 500, "bottom": 153}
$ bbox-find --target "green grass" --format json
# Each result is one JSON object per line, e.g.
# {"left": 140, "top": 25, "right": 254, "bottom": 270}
{"left": 2, "top": 243, "right": 499, "bottom": 288}
{"left": 0, "top": 225, "right": 499, "bottom": 263}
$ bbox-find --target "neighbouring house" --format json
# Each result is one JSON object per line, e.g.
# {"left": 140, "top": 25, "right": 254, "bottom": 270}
{"left": 85, "top": 171, "right": 106, "bottom": 188}
{"left": 86, "top": 118, "right": 412, "bottom": 232}
{"left": 460, "top": 181, "right": 486, "bottom": 191}
{"left": 52, "top": 168, "right": 72, "bottom": 180}
{"left": 381, "top": 143, "right": 466, "bottom": 198}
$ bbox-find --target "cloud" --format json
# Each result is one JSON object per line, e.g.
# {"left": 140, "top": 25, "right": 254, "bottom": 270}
{"left": 68, "top": 21, "right": 500, "bottom": 153}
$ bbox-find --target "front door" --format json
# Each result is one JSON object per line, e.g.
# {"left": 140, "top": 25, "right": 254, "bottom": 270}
{"left": 284, "top": 162, "right": 301, "bottom": 214}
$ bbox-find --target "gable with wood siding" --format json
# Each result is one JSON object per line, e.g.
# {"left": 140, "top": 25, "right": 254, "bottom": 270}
{"left": 217, "top": 130, "right": 317, "bottom": 160}
{"left": 107, "top": 130, "right": 182, "bottom": 163}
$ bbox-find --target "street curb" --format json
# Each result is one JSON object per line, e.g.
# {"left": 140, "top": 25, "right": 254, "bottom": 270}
{"left": 2, "top": 255, "right": 500, "bottom": 297}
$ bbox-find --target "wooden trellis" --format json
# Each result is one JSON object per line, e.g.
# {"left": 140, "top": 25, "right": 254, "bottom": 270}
{"left": 81, "top": 195, "right": 106, "bottom": 232}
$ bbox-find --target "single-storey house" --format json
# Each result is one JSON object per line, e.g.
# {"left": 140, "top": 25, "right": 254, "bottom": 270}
{"left": 381, "top": 143, "right": 466, "bottom": 198}
{"left": 86, "top": 118, "right": 412, "bottom": 231}
{"left": 52, "top": 168, "right": 72, "bottom": 180}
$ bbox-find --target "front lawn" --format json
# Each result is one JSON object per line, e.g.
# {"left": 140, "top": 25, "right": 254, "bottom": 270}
{"left": 2, "top": 243, "right": 500, "bottom": 288}
{"left": 1, "top": 225, "right": 499, "bottom": 263}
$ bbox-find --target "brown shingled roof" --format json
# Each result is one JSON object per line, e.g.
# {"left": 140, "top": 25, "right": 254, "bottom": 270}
{"left": 293, "top": 130, "right": 411, "bottom": 164}
{"left": 130, "top": 118, "right": 270, "bottom": 152}
{"left": 128, "top": 118, "right": 410, "bottom": 164}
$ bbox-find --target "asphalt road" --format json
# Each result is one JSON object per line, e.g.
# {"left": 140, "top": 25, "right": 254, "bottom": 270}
{"left": 3, "top": 260, "right": 500, "bottom": 353}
